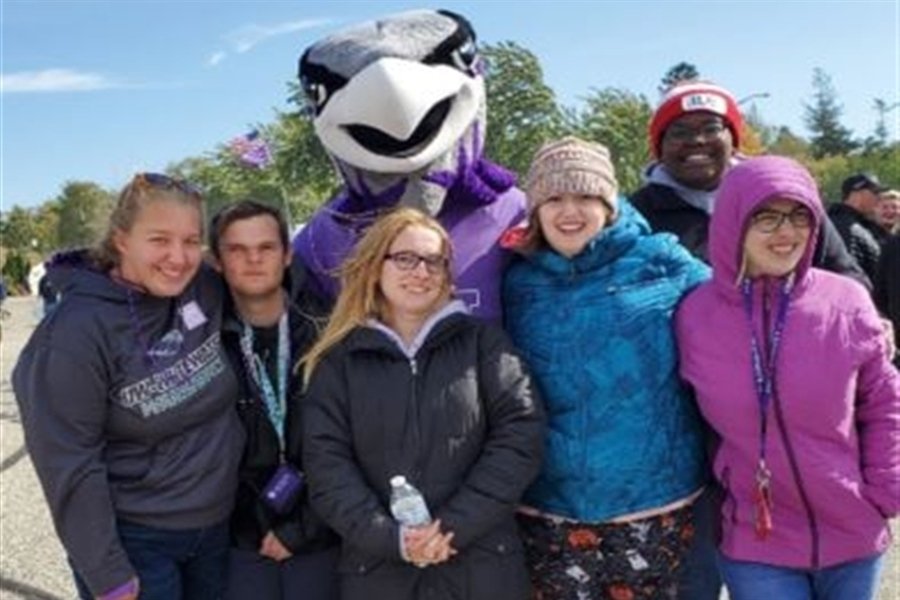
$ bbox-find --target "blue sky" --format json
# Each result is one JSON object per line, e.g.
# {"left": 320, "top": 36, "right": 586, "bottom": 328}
{"left": 2, "top": 0, "right": 898, "bottom": 210}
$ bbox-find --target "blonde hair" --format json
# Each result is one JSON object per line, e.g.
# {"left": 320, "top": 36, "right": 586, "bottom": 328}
{"left": 92, "top": 173, "right": 204, "bottom": 271}
{"left": 299, "top": 207, "right": 453, "bottom": 385}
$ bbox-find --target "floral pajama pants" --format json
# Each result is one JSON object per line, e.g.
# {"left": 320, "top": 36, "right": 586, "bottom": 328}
{"left": 517, "top": 504, "right": 694, "bottom": 600}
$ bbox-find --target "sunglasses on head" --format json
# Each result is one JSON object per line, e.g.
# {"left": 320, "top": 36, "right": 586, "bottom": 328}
{"left": 131, "top": 172, "right": 202, "bottom": 198}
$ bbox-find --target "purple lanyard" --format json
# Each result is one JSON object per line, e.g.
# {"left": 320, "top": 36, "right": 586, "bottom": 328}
{"left": 741, "top": 278, "right": 791, "bottom": 461}
{"left": 741, "top": 277, "right": 791, "bottom": 539}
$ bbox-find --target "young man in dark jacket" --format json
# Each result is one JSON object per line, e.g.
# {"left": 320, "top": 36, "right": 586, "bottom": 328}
{"left": 630, "top": 82, "right": 871, "bottom": 600}
{"left": 210, "top": 200, "right": 338, "bottom": 600}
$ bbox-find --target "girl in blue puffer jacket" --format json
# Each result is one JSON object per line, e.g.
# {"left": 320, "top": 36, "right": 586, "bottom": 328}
{"left": 503, "top": 136, "right": 709, "bottom": 599}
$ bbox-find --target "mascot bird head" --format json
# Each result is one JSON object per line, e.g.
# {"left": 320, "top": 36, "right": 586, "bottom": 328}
{"left": 299, "top": 9, "right": 513, "bottom": 217}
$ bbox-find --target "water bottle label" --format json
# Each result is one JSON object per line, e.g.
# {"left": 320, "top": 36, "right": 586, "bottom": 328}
{"left": 391, "top": 495, "right": 431, "bottom": 526}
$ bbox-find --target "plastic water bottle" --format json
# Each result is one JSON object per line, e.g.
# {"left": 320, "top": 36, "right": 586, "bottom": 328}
{"left": 389, "top": 475, "right": 432, "bottom": 526}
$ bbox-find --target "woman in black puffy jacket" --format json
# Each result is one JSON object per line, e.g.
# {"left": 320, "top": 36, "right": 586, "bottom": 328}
{"left": 299, "top": 207, "right": 545, "bottom": 600}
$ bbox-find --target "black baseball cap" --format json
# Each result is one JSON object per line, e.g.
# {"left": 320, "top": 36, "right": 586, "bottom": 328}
{"left": 841, "top": 173, "right": 887, "bottom": 198}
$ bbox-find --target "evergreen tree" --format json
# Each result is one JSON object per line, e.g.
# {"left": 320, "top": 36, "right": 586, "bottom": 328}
{"left": 659, "top": 62, "right": 700, "bottom": 94}
{"left": 803, "top": 68, "right": 857, "bottom": 159}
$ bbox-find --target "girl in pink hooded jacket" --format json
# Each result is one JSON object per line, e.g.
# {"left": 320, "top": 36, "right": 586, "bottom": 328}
{"left": 675, "top": 156, "right": 900, "bottom": 600}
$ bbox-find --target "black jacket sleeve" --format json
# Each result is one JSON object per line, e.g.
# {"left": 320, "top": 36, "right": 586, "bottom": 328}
{"left": 874, "top": 237, "right": 900, "bottom": 365}
{"left": 302, "top": 357, "right": 403, "bottom": 561}
{"left": 433, "top": 325, "right": 545, "bottom": 550}
{"left": 815, "top": 218, "right": 872, "bottom": 291}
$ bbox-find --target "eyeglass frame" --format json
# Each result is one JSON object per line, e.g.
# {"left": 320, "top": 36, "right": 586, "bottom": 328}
{"left": 749, "top": 207, "right": 814, "bottom": 233}
{"left": 663, "top": 118, "right": 728, "bottom": 144}
{"left": 384, "top": 251, "right": 449, "bottom": 275}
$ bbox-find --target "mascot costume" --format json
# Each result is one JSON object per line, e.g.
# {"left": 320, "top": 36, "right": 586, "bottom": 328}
{"left": 292, "top": 9, "right": 525, "bottom": 321}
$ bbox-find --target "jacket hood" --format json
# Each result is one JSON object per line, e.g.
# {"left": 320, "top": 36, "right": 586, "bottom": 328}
{"left": 709, "top": 156, "right": 823, "bottom": 292}
{"left": 46, "top": 248, "right": 131, "bottom": 304}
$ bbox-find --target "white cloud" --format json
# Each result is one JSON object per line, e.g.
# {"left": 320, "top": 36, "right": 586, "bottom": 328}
{"left": 225, "top": 18, "right": 331, "bottom": 54}
{"left": 0, "top": 69, "right": 120, "bottom": 93}
{"left": 207, "top": 51, "right": 227, "bottom": 67}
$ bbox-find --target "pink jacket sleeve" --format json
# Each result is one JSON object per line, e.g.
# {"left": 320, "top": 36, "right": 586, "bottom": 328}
{"left": 855, "top": 303, "right": 900, "bottom": 518}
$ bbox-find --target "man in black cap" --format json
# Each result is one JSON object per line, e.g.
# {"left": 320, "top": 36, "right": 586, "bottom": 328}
{"left": 828, "top": 173, "right": 890, "bottom": 284}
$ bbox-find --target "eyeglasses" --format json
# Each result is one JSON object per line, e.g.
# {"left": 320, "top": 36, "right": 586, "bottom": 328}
{"left": 384, "top": 251, "right": 448, "bottom": 275}
{"left": 664, "top": 120, "right": 727, "bottom": 143}
{"left": 131, "top": 172, "right": 202, "bottom": 198}
{"left": 750, "top": 208, "right": 813, "bottom": 233}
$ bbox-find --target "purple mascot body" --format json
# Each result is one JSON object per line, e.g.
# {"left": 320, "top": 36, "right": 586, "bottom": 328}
{"left": 292, "top": 9, "right": 525, "bottom": 321}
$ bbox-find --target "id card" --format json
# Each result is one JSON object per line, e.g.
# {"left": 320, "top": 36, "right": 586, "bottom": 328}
{"left": 180, "top": 301, "right": 207, "bottom": 330}
{"left": 262, "top": 464, "right": 305, "bottom": 515}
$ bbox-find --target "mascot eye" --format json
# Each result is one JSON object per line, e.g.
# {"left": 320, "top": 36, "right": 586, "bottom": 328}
{"left": 451, "top": 39, "right": 478, "bottom": 72}
{"left": 423, "top": 11, "right": 480, "bottom": 76}
{"left": 298, "top": 52, "right": 348, "bottom": 115}
{"left": 304, "top": 81, "right": 329, "bottom": 109}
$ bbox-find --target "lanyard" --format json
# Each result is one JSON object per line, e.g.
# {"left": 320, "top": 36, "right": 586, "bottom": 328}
{"left": 741, "top": 277, "right": 791, "bottom": 539}
{"left": 239, "top": 313, "right": 289, "bottom": 449}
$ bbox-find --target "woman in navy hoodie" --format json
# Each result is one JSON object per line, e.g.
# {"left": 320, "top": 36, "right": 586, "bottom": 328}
{"left": 13, "top": 174, "right": 243, "bottom": 600}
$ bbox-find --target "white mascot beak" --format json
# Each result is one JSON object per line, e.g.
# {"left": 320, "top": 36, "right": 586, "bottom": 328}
{"left": 314, "top": 57, "right": 484, "bottom": 174}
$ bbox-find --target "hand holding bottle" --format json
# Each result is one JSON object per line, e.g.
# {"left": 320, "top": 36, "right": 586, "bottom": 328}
{"left": 403, "top": 520, "right": 457, "bottom": 567}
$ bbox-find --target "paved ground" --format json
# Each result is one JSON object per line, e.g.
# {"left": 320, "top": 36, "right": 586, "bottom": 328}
{"left": 1, "top": 297, "right": 74, "bottom": 599}
{"left": 0, "top": 295, "right": 898, "bottom": 599}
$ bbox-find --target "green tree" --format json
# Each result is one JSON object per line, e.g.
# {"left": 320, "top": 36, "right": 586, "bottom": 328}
{"left": 659, "top": 62, "right": 700, "bottom": 94}
{"left": 269, "top": 98, "right": 341, "bottom": 221}
{"left": 743, "top": 104, "right": 776, "bottom": 149}
{"left": 1, "top": 206, "right": 39, "bottom": 251}
{"left": 1, "top": 251, "right": 31, "bottom": 292}
{"left": 803, "top": 154, "right": 851, "bottom": 204}
{"left": 575, "top": 88, "right": 653, "bottom": 195}
{"left": 32, "top": 201, "right": 61, "bottom": 254}
{"left": 171, "top": 93, "right": 339, "bottom": 227}
{"left": 871, "top": 99, "right": 895, "bottom": 147}
{"left": 860, "top": 98, "right": 900, "bottom": 154}
{"left": 803, "top": 68, "right": 857, "bottom": 159}
{"left": 55, "top": 182, "right": 114, "bottom": 249}
{"left": 482, "top": 41, "right": 566, "bottom": 178}
{"left": 768, "top": 126, "right": 811, "bottom": 159}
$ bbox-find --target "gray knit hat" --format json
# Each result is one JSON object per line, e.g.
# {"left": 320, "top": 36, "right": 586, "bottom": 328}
{"left": 524, "top": 136, "right": 618, "bottom": 216}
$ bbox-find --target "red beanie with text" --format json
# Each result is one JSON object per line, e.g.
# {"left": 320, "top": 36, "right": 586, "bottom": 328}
{"left": 649, "top": 83, "right": 743, "bottom": 157}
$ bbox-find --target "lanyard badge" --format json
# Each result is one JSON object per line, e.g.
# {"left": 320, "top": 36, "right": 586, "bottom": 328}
{"left": 239, "top": 313, "right": 290, "bottom": 449}
{"left": 742, "top": 278, "right": 791, "bottom": 540}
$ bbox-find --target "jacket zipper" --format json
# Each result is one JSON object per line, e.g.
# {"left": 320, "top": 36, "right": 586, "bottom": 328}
{"left": 763, "top": 281, "right": 820, "bottom": 568}
{"left": 409, "top": 357, "right": 424, "bottom": 483}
